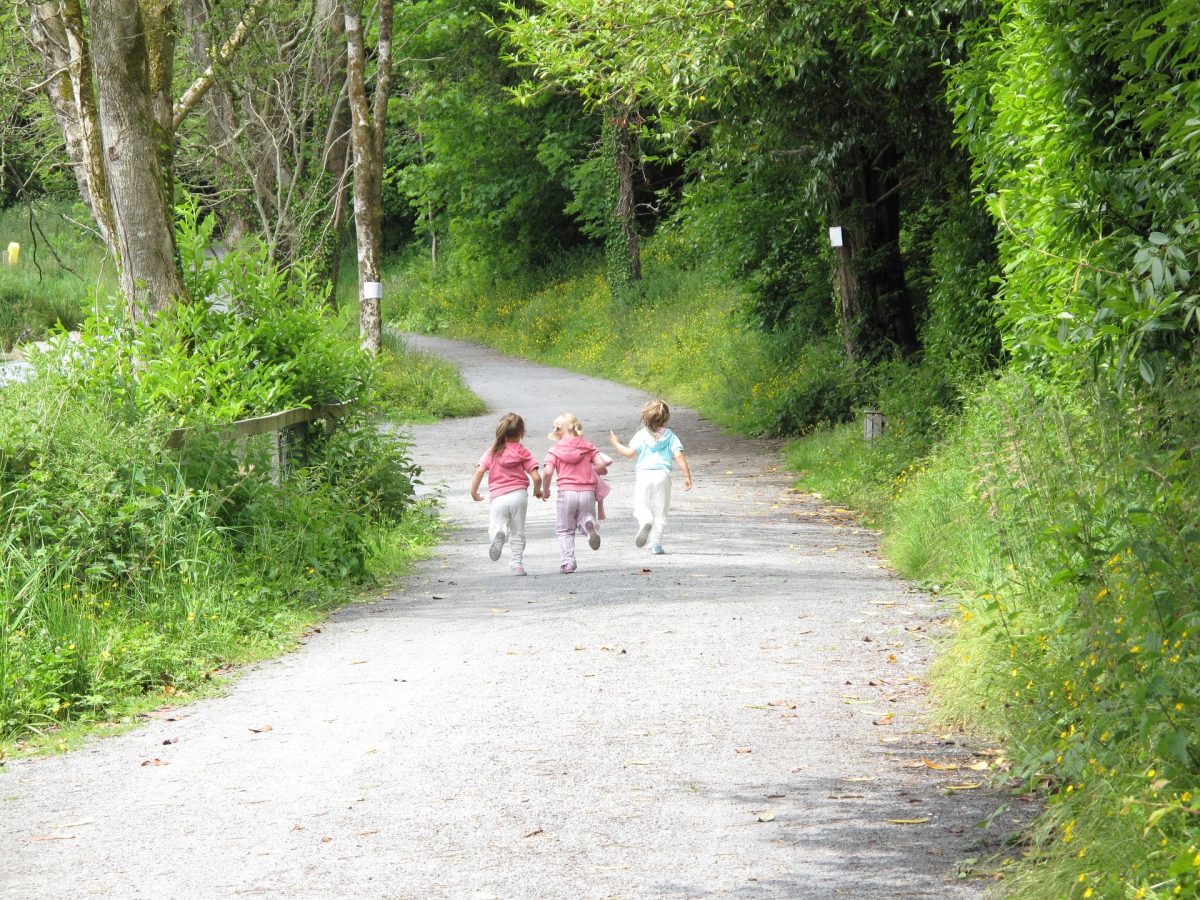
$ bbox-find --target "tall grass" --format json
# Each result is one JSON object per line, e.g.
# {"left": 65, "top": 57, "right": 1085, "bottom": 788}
{"left": 787, "top": 370, "right": 1200, "bottom": 898}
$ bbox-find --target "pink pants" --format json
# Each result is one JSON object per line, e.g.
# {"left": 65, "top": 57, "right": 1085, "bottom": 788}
{"left": 555, "top": 490, "right": 597, "bottom": 566}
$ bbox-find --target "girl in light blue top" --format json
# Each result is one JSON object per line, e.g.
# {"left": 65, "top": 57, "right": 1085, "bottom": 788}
{"left": 609, "top": 399, "right": 693, "bottom": 554}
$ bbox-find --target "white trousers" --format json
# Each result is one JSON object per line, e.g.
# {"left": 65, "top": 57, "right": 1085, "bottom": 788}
{"left": 489, "top": 490, "right": 529, "bottom": 567}
{"left": 633, "top": 469, "right": 672, "bottom": 546}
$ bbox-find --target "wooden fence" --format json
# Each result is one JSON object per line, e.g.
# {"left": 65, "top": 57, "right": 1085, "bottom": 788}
{"left": 166, "top": 401, "right": 353, "bottom": 483}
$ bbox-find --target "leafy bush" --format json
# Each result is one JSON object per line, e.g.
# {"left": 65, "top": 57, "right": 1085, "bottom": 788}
{"left": 0, "top": 205, "right": 429, "bottom": 740}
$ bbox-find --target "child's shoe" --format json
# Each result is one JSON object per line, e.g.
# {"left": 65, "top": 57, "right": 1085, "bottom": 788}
{"left": 635, "top": 523, "right": 652, "bottom": 548}
{"left": 585, "top": 521, "right": 601, "bottom": 550}
{"left": 511, "top": 566, "right": 527, "bottom": 576}
{"left": 489, "top": 531, "right": 506, "bottom": 561}
{"left": 560, "top": 561, "right": 577, "bottom": 574}
{"left": 651, "top": 545, "right": 665, "bottom": 555}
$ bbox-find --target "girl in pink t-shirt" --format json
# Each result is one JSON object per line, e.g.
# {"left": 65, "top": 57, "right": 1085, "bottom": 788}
{"left": 470, "top": 413, "right": 542, "bottom": 576}
{"left": 539, "top": 412, "right": 608, "bottom": 574}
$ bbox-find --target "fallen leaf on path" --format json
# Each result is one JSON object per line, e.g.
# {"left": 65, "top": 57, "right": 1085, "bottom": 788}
{"left": 946, "top": 782, "right": 983, "bottom": 792}
{"left": 886, "top": 817, "right": 931, "bottom": 825}
{"left": 162, "top": 737, "right": 178, "bottom": 745}
{"left": 431, "top": 595, "right": 445, "bottom": 599}
{"left": 349, "top": 660, "right": 368, "bottom": 665}
{"left": 966, "top": 761, "right": 990, "bottom": 771}
{"left": 873, "top": 714, "right": 894, "bottom": 725}
{"left": 364, "top": 747, "right": 378, "bottom": 754}
{"left": 140, "top": 758, "right": 168, "bottom": 766}
{"left": 921, "top": 758, "right": 958, "bottom": 771}
{"left": 755, "top": 810, "right": 776, "bottom": 822}
{"left": 768, "top": 700, "right": 796, "bottom": 709}
{"left": 523, "top": 828, "right": 544, "bottom": 838}
{"left": 869, "top": 601, "right": 896, "bottom": 608}
{"left": 320, "top": 836, "right": 332, "bottom": 843}
{"left": 637, "top": 569, "right": 652, "bottom": 574}
{"left": 22, "top": 834, "right": 75, "bottom": 843}
{"left": 490, "top": 608, "right": 510, "bottom": 614}
{"left": 879, "top": 736, "right": 903, "bottom": 743}
{"left": 735, "top": 747, "right": 753, "bottom": 754}
{"left": 354, "top": 830, "right": 379, "bottom": 837}
{"left": 249, "top": 724, "right": 273, "bottom": 734}
{"left": 574, "top": 645, "right": 586, "bottom": 651}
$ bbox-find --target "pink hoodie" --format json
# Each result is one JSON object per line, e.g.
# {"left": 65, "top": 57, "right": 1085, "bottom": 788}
{"left": 543, "top": 436, "right": 607, "bottom": 492}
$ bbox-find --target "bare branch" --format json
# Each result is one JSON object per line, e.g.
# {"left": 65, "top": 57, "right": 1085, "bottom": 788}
{"left": 172, "top": 0, "right": 269, "bottom": 131}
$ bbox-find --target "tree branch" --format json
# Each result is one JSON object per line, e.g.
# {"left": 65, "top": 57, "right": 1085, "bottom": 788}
{"left": 172, "top": 0, "right": 269, "bottom": 131}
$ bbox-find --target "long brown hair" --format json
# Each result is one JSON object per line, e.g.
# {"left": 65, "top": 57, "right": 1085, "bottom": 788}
{"left": 491, "top": 413, "right": 525, "bottom": 456}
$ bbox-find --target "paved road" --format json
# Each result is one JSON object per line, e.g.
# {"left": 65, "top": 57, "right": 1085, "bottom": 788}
{"left": 0, "top": 335, "right": 1021, "bottom": 898}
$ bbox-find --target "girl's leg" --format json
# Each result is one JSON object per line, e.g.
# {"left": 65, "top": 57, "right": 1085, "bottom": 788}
{"left": 647, "top": 470, "right": 672, "bottom": 548}
{"left": 556, "top": 491, "right": 580, "bottom": 571}
{"left": 505, "top": 492, "right": 529, "bottom": 571}
{"left": 487, "top": 497, "right": 509, "bottom": 560}
{"left": 578, "top": 491, "right": 600, "bottom": 549}
{"left": 632, "top": 474, "right": 654, "bottom": 546}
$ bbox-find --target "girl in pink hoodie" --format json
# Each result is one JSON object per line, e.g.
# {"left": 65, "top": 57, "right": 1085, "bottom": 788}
{"left": 540, "top": 412, "right": 608, "bottom": 574}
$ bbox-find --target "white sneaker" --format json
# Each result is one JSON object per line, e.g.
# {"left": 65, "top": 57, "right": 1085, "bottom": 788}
{"left": 635, "top": 523, "right": 652, "bottom": 548}
{"left": 489, "top": 531, "right": 506, "bottom": 561}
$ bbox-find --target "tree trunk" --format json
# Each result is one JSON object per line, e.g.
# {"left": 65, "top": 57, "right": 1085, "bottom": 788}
{"left": 90, "top": 0, "right": 186, "bottom": 317}
{"left": 344, "top": 0, "right": 393, "bottom": 355}
{"left": 830, "top": 147, "right": 919, "bottom": 360}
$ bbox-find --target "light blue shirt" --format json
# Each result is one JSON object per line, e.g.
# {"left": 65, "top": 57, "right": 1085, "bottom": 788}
{"left": 630, "top": 427, "right": 683, "bottom": 472}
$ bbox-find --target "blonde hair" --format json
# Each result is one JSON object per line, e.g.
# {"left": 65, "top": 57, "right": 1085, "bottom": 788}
{"left": 491, "top": 413, "right": 525, "bottom": 456}
{"left": 548, "top": 412, "right": 584, "bottom": 440}
{"left": 640, "top": 399, "right": 670, "bottom": 431}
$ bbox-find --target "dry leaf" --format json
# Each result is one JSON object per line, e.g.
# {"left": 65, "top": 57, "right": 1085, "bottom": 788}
{"left": 320, "top": 836, "right": 332, "bottom": 844}
{"left": 574, "top": 645, "right": 586, "bottom": 651}
{"left": 140, "top": 758, "right": 168, "bottom": 767}
{"left": 349, "top": 660, "right": 368, "bottom": 665}
{"left": 490, "top": 608, "right": 510, "bottom": 614}
{"left": 768, "top": 700, "right": 796, "bottom": 709}
{"left": 873, "top": 714, "right": 894, "bottom": 726}
{"left": 249, "top": 724, "right": 273, "bottom": 734}
{"left": 735, "top": 747, "right": 753, "bottom": 754}
{"left": 354, "top": 830, "right": 379, "bottom": 837}
{"left": 163, "top": 685, "right": 177, "bottom": 696}
{"left": 523, "top": 828, "right": 544, "bottom": 838}
{"left": 966, "top": 760, "right": 990, "bottom": 771}
{"left": 886, "top": 817, "right": 931, "bottom": 825}
{"left": 162, "top": 737, "right": 178, "bottom": 745}
{"left": 755, "top": 810, "right": 776, "bottom": 823}
{"left": 946, "top": 782, "right": 983, "bottom": 792}
{"left": 921, "top": 758, "right": 958, "bottom": 771}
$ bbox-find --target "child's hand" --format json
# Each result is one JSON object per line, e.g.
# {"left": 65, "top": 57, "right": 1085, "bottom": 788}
{"left": 470, "top": 490, "right": 483, "bottom": 502}
{"left": 609, "top": 430, "right": 620, "bottom": 446}
{"left": 683, "top": 475, "right": 693, "bottom": 491}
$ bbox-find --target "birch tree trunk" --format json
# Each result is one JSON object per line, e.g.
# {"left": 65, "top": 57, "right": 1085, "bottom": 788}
{"left": 343, "top": 0, "right": 393, "bottom": 355}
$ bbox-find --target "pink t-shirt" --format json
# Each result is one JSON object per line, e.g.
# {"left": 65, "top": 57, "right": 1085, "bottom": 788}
{"left": 479, "top": 441, "right": 538, "bottom": 498}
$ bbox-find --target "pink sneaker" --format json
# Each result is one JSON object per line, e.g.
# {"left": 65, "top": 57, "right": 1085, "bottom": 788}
{"left": 511, "top": 566, "right": 527, "bottom": 576}
{"left": 560, "top": 561, "right": 577, "bottom": 574}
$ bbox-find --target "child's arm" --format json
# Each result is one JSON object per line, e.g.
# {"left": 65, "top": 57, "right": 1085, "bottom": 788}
{"left": 609, "top": 431, "right": 636, "bottom": 459}
{"left": 530, "top": 467, "right": 544, "bottom": 499}
{"left": 537, "top": 464, "right": 553, "bottom": 500}
{"left": 469, "top": 466, "right": 486, "bottom": 501}
{"left": 674, "top": 451, "right": 693, "bottom": 491}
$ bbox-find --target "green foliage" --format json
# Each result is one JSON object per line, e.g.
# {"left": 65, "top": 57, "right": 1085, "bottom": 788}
{"left": 0, "top": 207, "right": 430, "bottom": 739}
{"left": 951, "top": 0, "right": 1200, "bottom": 384}
{"left": 789, "top": 365, "right": 1200, "bottom": 897}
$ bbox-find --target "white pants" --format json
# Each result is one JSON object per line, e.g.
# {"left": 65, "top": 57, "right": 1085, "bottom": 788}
{"left": 633, "top": 469, "right": 672, "bottom": 546}
{"left": 489, "top": 490, "right": 528, "bottom": 568}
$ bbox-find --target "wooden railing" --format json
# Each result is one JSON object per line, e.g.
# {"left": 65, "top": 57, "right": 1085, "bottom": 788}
{"left": 166, "top": 401, "right": 353, "bottom": 482}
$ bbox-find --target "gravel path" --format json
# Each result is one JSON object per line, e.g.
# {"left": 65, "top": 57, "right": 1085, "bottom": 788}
{"left": 0, "top": 334, "right": 1023, "bottom": 899}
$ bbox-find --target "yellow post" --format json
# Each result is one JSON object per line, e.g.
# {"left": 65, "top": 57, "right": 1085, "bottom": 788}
{"left": 5, "top": 242, "right": 18, "bottom": 266}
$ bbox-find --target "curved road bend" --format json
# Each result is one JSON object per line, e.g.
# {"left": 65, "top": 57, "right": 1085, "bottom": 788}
{"left": 0, "top": 333, "right": 1023, "bottom": 899}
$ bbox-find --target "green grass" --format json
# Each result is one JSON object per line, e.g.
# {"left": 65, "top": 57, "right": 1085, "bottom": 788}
{"left": 0, "top": 199, "right": 113, "bottom": 350}
{"left": 374, "top": 330, "right": 486, "bottom": 422}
